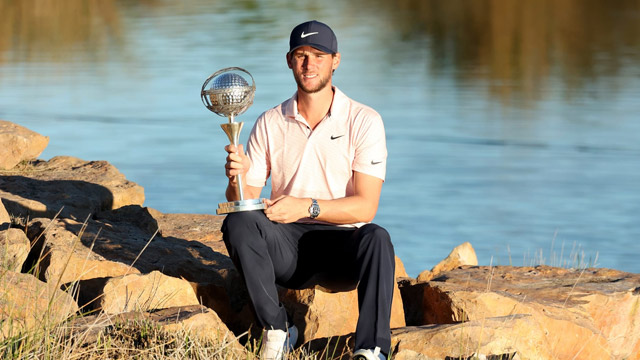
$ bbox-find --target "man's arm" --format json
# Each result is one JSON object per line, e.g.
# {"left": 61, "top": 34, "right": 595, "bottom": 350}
{"left": 264, "top": 171, "right": 383, "bottom": 224}
{"left": 224, "top": 144, "right": 263, "bottom": 201}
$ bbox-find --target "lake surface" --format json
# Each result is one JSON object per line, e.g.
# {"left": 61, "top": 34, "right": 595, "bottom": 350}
{"left": 1, "top": 0, "right": 639, "bottom": 277}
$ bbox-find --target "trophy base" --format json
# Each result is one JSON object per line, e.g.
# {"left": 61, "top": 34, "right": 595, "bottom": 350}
{"left": 217, "top": 198, "right": 267, "bottom": 215}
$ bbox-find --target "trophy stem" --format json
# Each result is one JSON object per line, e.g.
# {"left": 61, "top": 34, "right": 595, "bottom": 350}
{"left": 221, "top": 120, "right": 245, "bottom": 201}
{"left": 236, "top": 175, "right": 245, "bottom": 200}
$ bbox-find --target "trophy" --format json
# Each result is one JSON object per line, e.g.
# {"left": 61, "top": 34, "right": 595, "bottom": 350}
{"left": 201, "top": 67, "right": 267, "bottom": 214}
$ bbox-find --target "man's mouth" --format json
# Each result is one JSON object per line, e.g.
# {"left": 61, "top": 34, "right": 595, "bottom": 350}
{"left": 303, "top": 74, "right": 318, "bottom": 79}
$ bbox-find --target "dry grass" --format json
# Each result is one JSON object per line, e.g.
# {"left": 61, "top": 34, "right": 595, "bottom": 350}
{"left": 0, "top": 315, "right": 347, "bottom": 360}
{"left": 1, "top": 317, "right": 247, "bottom": 360}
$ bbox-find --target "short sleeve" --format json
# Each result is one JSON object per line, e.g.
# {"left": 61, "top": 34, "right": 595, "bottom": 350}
{"left": 352, "top": 110, "right": 387, "bottom": 181}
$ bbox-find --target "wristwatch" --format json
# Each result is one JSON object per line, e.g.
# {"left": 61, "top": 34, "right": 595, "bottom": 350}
{"left": 309, "top": 198, "right": 320, "bottom": 219}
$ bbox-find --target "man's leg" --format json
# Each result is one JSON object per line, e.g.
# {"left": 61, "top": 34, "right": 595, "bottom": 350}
{"left": 350, "top": 224, "right": 395, "bottom": 355}
{"left": 222, "top": 210, "right": 302, "bottom": 331}
{"left": 282, "top": 223, "right": 395, "bottom": 354}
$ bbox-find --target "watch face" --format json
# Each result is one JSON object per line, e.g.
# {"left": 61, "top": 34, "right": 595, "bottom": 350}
{"left": 310, "top": 200, "right": 320, "bottom": 218}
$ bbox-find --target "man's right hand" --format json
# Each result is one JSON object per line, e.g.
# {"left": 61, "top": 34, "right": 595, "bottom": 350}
{"left": 224, "top": 144, "right": 250, "bottom": 183}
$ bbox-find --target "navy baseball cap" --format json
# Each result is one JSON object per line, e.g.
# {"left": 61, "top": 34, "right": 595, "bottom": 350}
{"left": 289, "top": 20, "right": 338, "bottom": 54}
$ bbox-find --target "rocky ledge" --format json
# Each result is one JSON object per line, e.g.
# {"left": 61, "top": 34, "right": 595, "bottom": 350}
{"left": 1, "top": 121, "right": 639, "bottom": 360}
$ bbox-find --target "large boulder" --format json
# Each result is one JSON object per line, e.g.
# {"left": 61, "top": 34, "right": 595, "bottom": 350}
{"left": 0, "top": 120, "right": 49, "bottom": 170}
{"left": 81, "top": 206, "right": 234, "bottom": 285}
{"left": 77, "top": 271, "right": 200, "bottom": 314}
{"left": 399, "top": 266, "right": 640, "bottom": 360}
{"left": 281, "top": 284, "right": 406, "bottom": 346}
{"left": 23, "top": 207, "right": 229, "bottom": 286}
{"left": 22, "top": 207, "right": 247, "bottom": 330}
{"left": 280, "top": 256, "right": 407, "bottom": 345}
{"left": 24, "top": 217, "right": 140, "bottom": 284}
{"left": 154, "top": 305, "right": 242, "bottom": 350}
{"left": 0, "top": 228, "right": 30, "bottom": 272}
{"left": 0, "top": 156, "right": 144, "bottom": 220}
{"left": 391, "top": 314, "right": 551, "bottom": 360}
{"left": 0, "top": 271, "right": 79, "bottom": 340}
{"left": 416, "top": 241, "right": 478, "bottom": 282}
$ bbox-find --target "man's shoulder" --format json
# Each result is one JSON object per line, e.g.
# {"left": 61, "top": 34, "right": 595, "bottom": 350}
{"left": 259, "top": 96, "right": 295, "bottom": 122}
{"left": 334, "top": 87, "right": 381, "bottom": 120}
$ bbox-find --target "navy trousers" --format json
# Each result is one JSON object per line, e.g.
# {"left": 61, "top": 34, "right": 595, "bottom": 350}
{"left": 222, "top": 210, "right": 395, "bottom": 352}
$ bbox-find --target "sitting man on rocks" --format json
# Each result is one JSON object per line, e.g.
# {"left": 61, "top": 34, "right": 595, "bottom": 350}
{"left": 222, "top": 20, "right": 394, "bottom": 360}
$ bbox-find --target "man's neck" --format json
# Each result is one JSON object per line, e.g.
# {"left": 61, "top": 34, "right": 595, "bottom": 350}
{"left": 297, "top": 85, "right": 334, "bottom": 130}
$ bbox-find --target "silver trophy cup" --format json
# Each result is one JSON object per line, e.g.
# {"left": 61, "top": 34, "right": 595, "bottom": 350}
{"left": 201, "top": 67, "right": 266, "bottom": 214}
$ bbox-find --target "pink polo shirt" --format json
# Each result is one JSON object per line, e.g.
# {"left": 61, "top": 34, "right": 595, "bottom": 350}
{"left": 245, "top": 87, "right": 387, "bottom": 224}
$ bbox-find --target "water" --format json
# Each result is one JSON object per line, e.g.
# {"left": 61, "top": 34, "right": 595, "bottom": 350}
{"left": 1, "top": 0, "right": 639, "bottom": 277}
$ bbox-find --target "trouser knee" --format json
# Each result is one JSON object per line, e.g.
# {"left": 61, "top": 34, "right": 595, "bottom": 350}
{"left": 358, "top": 224, "right": 394, "bottom": 259}
{"left": 222, "top": 210, "right": 267, "bottom": 254}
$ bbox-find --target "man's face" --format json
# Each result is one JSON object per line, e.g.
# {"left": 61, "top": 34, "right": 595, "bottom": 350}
{"left": 287, "top": 46, "right": 340, "bottom": 94}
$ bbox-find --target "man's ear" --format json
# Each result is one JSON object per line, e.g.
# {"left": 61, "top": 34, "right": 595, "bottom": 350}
{"left": 332, "top": 52, "right": 341, "bottom": 71}
{"left": 286, "top": 52, "right": 293, "bottom": 69}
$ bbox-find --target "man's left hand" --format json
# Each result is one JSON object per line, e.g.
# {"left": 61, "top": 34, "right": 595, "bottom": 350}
{"left": 264, "top": 196, "right": 308, "bottom": 223}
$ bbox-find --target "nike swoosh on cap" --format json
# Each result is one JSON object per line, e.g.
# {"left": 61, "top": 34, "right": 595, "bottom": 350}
{"left": 301, "top": 31, "right": 318, "bottom": 38}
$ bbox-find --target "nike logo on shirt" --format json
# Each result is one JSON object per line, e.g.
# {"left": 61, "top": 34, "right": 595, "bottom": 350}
{"left": 371, "top": 160, "right": 383, "bottom": 165}
{"left": 301, "top": 31, "right": 318, "bottom": 38}
{"left": 331, "top": 135, "right": 345, "bottom": 140}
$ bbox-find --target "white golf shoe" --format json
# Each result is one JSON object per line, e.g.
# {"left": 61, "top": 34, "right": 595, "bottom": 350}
{"left": 352, "top": 346, "right": 386, "bottom": 360}
{"left": 261, "top": 325, "right": 298, "bottom": 360}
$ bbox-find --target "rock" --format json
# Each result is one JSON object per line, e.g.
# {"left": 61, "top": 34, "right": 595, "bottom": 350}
{"left": 97, "top": 205, "right": 161, "bottom": 236}
{"left": 400, "top": 266, "right": 640, "bottom": 360}
{"left": 77, "top": 271, "right": 200, "bottom": 314}
{"left": 190, "top": 280, "right": 255, "bottom": 338}
{"left": 393, "top": 349, "right": 431, "bottom": 360}
{"left": 155, "top": 305, "right": 241, "bottom": 349}
{"left": 391, "top": 349, "right": 432, "bottom": 360}
{"left": 391, "top": 315, "right": 545, "bottom": 360}
{"left": 416, "top": 242, "right": 477, "bottom": 282}
{"left": 280, "top": 286, "right": 390, "bottom": 345}
{"left": 0, "top": 198, "right": 9, "bottom": 225}
{"left": 92, "top": 208, "right": 250, "bottom": 333}
{"left": 68, "top": 305, "right": 245, "bottom": 355}
{"left": 0, "top": 156, "right": 144, "bottom": 220}
{"left": 147, "top": 207, "right": 225, "bottom": 250}
{"left": 24, "top": 217, "right": 140, "bottom": 284}
{"left": 23, "top": 207, "right": 248, "bottom": 333}
{"left": 0, "top": 270, "right": 79, "bottom": 340}
{"left": 22, "top": 207, "right": 226, "bottom": 285}
{"left": 0, "top": 120, "right": 49, "bottom": 170}
{"left": 0, "top": 228, "right": 30, "bottom": 272}
{"left": 280, "top": 257, "right": 407, "bottom": 345}
{"left": 395, "top": 255, "right": 409, "bottom": 279}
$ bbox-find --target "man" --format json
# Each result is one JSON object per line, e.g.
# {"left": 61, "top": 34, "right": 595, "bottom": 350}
{"left": 222, "top": 20, "right": 394, "bottom": 360}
